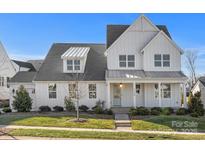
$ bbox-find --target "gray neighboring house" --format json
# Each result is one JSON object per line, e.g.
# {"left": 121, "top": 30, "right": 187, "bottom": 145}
{"left": 9, "top": 15, "right": 188, "bottom": 111}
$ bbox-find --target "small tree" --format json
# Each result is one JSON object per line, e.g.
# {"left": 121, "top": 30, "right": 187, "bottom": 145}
{"left": 188, "top": 92, "right": 204, "bottom": 116}
{"left": 12, "top": 85, "right": 32, "bottom": 112}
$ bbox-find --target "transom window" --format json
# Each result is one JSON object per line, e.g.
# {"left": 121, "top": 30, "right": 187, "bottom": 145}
{"left": 67, "top": 60, "right": 80, "bottom": 71}
{"left": 0, "top": 76, "right": 4, "bottom": 87}
{"left": 69, "top": 84, "right": 77, "bottom": 99}
{"left": 154, "top": 54, "right": 170, "bottom": 67}
{"left": 119, "top": 55, "right": 135, "bottom": 68}
{"left": 136, "top": 84, "right": 140, "bottom": 94}
{"left": 88, "top": 84, "right": 96, "bottom": 99}
{"left": 48, "top": 83, "right": 57, "bottom": 99}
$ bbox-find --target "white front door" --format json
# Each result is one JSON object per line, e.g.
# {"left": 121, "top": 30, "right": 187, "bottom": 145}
{"left": 113, "top": 84, "right": 121, "bottom": 107}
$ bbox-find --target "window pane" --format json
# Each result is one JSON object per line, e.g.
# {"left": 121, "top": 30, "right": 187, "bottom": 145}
{"left": 163, "top": 54, "right": 170, "bottom": 60}
{"left": 163, "top": 61, "right": 170, "bottom": 67}
{"left": 49, "top": 92, "right": 56, "bottom": 98}
{"left": 67, "top": 66, "right": 73, "bottom": 70}
{"left": 67, "top": 60, "right": 73, "bottom": 65}
{"left": 119, "top": 55, "right": 126, "bottom": 61}
{"left": 128, "top": 62, "right": 134, "bottom": 67}
{"left": 74, "top": 66, "right": 80, "bottom": 70}
{"left": 128, "top": 55, "right": 134, "bottom": 61}
{"left": 155, "top": 61, "right": 161, "bottom": 67}
{"left": 120, "top": 62, "right": 126, "bottom": 67}
{"left": 154, "top": 54, "right": 161, "bottom": 60}
{"left": 136, "top": 84, "right": 140, "bottom": 94}
{"left": 74, "top": 60, "right": 80, "bottom": 65}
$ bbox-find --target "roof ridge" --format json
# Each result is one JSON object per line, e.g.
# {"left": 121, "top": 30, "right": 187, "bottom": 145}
{"left": 52, "top": 42, "right": 105, "bottom": 45}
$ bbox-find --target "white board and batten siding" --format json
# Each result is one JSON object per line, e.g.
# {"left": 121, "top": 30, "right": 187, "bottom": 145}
{"left": 35, "top": 81, "right": 107, "bottom": 110}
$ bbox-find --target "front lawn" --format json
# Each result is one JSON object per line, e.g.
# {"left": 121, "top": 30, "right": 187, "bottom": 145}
{"left": 9, "top": 129, "right": 205, "bottom": 140}
{"left": 132, "top": 115, "right": 205, "bottom": 132}
{"left": 0, "top": 112, "right": 115, "bottom": 129}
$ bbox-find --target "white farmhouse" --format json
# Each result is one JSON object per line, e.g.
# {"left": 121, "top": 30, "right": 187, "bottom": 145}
{"left": 9, "top": 15, "right": 188, "bottom": 111}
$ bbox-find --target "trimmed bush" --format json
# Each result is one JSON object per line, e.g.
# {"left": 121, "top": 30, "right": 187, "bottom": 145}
{"left": 39, "top": 106, "right": 51, "bottom": 112}
{"left": 64, "top": 97, "right": 75, "bottom": 112}
{"left": 3, "top": 107, "right": 12, "bottom": 113}
{"left": 92, "top": 106, "right": 104, "bottom": 114}
{"left": 104, "top": 109, "right": 113, "bottom": 115}
{"left": 176, "top": 108, "right": 187, "bottom": 115}
{"left": 79, "top": 105, "right": 89, "bottom": 112}
{"left": 188, "top": 92, "right": 204, "bottom": 116}
{"left": 151, "top": 107, "right": 162, "bottom": 112}
{"left": 53, "top": 106, "right": 64, "bottom": 112}
{"left": 162, "top": 107, "right": 174, "bottom": 115}
{"left": 151, "top": 109, "right": 160, "bottom": 115}
{"left": 190, "top": 112, "right": 199, "bottom": 118}
{"left": 129, "top": 107, "right": 137, "bottom": 116}
{"left": 136, "top": 107, "right": 150, "bottom": 115}
{"left": 12, "top": 85, "right": 32, "bottom": 112}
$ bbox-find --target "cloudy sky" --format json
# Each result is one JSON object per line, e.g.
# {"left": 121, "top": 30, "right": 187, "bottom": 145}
{"left": 0, "top": 13, "right": 204, "bottom": 75}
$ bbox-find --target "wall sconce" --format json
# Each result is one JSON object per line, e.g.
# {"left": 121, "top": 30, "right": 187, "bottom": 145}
{"left": 119, "top": 83, "right": 123, "bottom": 88}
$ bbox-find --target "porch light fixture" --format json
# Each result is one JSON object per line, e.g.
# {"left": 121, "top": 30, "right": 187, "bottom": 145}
{"left": 119, "top": 83, "right": 123, "bottom": 88}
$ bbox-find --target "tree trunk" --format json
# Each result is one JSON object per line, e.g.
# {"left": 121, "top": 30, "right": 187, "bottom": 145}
{"left": 76, "top": 99, "right": 79, "bottom": 121}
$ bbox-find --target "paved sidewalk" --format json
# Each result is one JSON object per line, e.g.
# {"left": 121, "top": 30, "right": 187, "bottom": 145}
{"left": 1, "top": 125, "right": 205, "bottom": 135}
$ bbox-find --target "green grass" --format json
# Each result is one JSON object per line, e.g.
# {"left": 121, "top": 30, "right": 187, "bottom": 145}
{"left": 0, "top": 114, "right": 115, "bottom": 129}
{"left": 9, "top": 129, "right": 205, "bottom": 140}
{"left": 132, "top": 115, "right": 205, "bottom": 132}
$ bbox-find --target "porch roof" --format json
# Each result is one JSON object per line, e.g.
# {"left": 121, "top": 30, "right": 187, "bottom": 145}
{"left": 106, "top": 70, "right": 187, "bottom": 80}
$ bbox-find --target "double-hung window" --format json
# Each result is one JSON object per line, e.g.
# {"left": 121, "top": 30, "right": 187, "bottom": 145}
{"left": 69, "top": 84, "right": 77, "bottom": 99}
{"left": 119, "top": 55, "right": 135, "bottom": 68}
{"left": 162, "top": 84, "right": 171, "bottom": 99}
{"left": 48, "top": 83, "right": 57, "bottom": 99}
{"left": 136, "top": 84, "right": 141, "bottom": 94}
{"left": 0, "top": 76, "right": 4, "bottom": 87}
{"left": 154, "top": 54, "right": 170, "bottom": 67}
{"left": 128, "top": 55, "right": 135, "bottom": 67}
{"left": 88, "top": 84, "right": 96, "bottom": 99}
{"left": 154, "top": 54, "right": 162, "bottom": 67}
{"left": 119, "top": 55, "right": 126, "bottom": 67}
{"left": 67, "top": 60, "right": 81, "bottom": 71}
{"left": 163, "top": 54, "right": 170, "bottom": 67}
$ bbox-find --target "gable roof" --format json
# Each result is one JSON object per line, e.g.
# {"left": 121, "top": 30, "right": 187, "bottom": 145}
{"left": 140, "top": 30, "right": 183, "bottom": 54}
{"left": 106, "top": 24, "right": 171, "bottom": 49}
{"left": 27, "top": 60, "right": 44, "bottom": 71}
{"left": 34, "top": 43, "right": 106, "bottom": 81}
{"left": 10, "top": 72, "right": 36, "bottom": 83}
{"left": 12, "top": 60, "right": 36, "bottom": 71}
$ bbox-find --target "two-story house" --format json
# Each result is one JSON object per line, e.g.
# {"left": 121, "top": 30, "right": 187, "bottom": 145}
{"left": 9, "top": 15, "right": 188, "bottom": 111}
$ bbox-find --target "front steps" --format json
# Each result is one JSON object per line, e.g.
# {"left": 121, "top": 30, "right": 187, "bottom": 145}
{"left": 112, "top": 107, "right": 130, "bottom": 114}
{"left": 114, "top": 113, "right": 131, "bottom": 128}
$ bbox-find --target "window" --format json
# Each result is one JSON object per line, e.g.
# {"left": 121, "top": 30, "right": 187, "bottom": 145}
{"left": 67, "top": 60, "right": 81, "bottom": 71}
{"left": 88, "top": 84, "right": 96, "bottom": 99}
{"left": 0, "top": 77, "right": 4, "bottom": 87}
{"left": 162, "top": 84, "right": 171, "bottom": 98}
{"left": 69, "top": 84, "right": 77, "bottom": 99}
{"left": 163, "top": 54, "right": 170, "bottom": 67}
{"left": 48, "top": 84, "right": 57, "bottom": 99}
{"left": 67, "top": 60, "right": 73, "bottom": 70}
{"left": 154, "top": 54, "right": 162, "bottom": 67}
{"left": 154, "top": 84, "right": 159, "bottom": 99}
{"left": 119, "top": 55, "right": 126, "bottom": 67}
{"left": 128, "top": 55, "right": 135, "bottom": 67}
{"left": 136, "top": 84, "right": 140, "bottom": 94}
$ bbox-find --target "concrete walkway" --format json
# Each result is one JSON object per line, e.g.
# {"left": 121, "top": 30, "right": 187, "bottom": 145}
{"left": 1, "top": 125, "right": 205, "bottom": 135}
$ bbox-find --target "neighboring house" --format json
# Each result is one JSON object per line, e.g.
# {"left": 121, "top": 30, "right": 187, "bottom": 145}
{"left": 27, "top": 60, "right": 44, "bottom": 71}
{"left": 191, "top": 77, "right": 205, "bottom": 108}
{"left": 12, "top": 60, "right": 36, "bottom": 72}
{"left": 9, "top": 15, "right": 188, "bottom": 111}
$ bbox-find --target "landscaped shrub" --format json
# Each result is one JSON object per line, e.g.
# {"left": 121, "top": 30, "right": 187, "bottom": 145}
{"left": 39, "top": 106, "right": 51, "bottom": 112}
{"left": 92, "top": 105, "right": 104, "bottom": 114}
{"left": 190, "top": 112, "right": 199, "bottom": 118}
{"left": 3, "top": 107, "right": 12, "bottom": 113}
{"left": 64, "top": 97, "right": 75, "bottom": 111}
{"left": 188, "top": 92, "right": 204, "bottom": 116}
{"left": 176, "top": 108, "right": 187, "bottom": 115}
{"left": 53, "top": 106, "right": 64, "bottom": 112}
{"left": 151, "top": 107, "right": 162, "bottom": 112}
{"left": 162, "top": 107, "right": 174, "bottom": 115}
{"left": 12, "top": 85, "right": 32, "bottom": 112}
{"left": 135, "top": 106, "right": 150, "bottom": 115}
{"left": 0, "top": 100, "right": 9, "bottom": 108}
{"left": 104, "top": 109, "right": 113, "bottom": 115}
{"left": 79, "top": 105, "right": 89, "bottom": 112}
{"left": 150, "top": 108, "right": 160, "bottom": 115}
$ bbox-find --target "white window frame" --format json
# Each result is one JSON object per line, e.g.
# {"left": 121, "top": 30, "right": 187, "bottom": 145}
{"left": 69, "top": 83, "right": 77, "bottom": 99}
{"left": 119, "top": 55, "right": 135, "bottom": 68}
{"left": 161, "top": 84, "right": 171, "bottom": 99}
{"left": 128, "top": 55, "right": 135, "bottom": 68}
{"left": 154, "top": 54, "right": 162, "bottom": 67}
{"left": 67, "top": 59, "right": 81, "bottom": 71}
{"left": 0, "top": 76, "right": 4, "bottom": 87}
{"left": 119, "top": 55, "right": 126, "bottom": 68}
{"left": 135, "top": 84, "right": 141, "bottom": 94}
{"left": 67, "top": 60, "right": 73, "bottom": 71}
{"left": 154, "top": 54, "right": 170, "bottom": 67}
{"left": 163, "top": 54, "right": 170, "bottom": 67}
{"left": 88, "top": 84, "right": 97, "bottom": 99}
{"left": 48, "top": 83, "right": 57, "bottom": 99}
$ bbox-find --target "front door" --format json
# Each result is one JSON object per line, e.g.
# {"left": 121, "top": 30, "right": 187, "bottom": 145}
{"left": 113, "top": 84, "right": 121, "bottom": 107}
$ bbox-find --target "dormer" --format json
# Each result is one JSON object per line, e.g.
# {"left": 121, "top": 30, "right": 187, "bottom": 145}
{"left": 61, "top": 47, "right": 90, "bottom": 73}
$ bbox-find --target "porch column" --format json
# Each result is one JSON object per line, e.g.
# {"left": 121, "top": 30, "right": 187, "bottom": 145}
{"left": 107, "top": 82, "right": 111, "bottom": 108}
{"left": 133, "top": 82, "right": 136, "bottom": 107}
{"left": 183, "top": 83, "right": 187, "bottom": 108}
{"left": 158, "top": 82, "right": 161, "bottom": 107}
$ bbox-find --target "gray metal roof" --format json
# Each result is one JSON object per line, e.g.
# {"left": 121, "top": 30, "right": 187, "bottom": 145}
{"left": 34, "top": 43, "right": 106, "bottom": 81}
{"left": 27, "top": 60, "right": 44, "bottom": 71}
{"left": 10, "top": 72, "right": 36, "bottom": 83}
{"left": 12, "top": 60, "right": 36, "bottom": 71}
{"left": 106, "top": 25, "right": 171, "bottom": 49}
{"left": 199, "top": 76, "right": 205, "bottom": 87}
{"left": 106, "top": 70, "right": 187, "bottom": 80}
